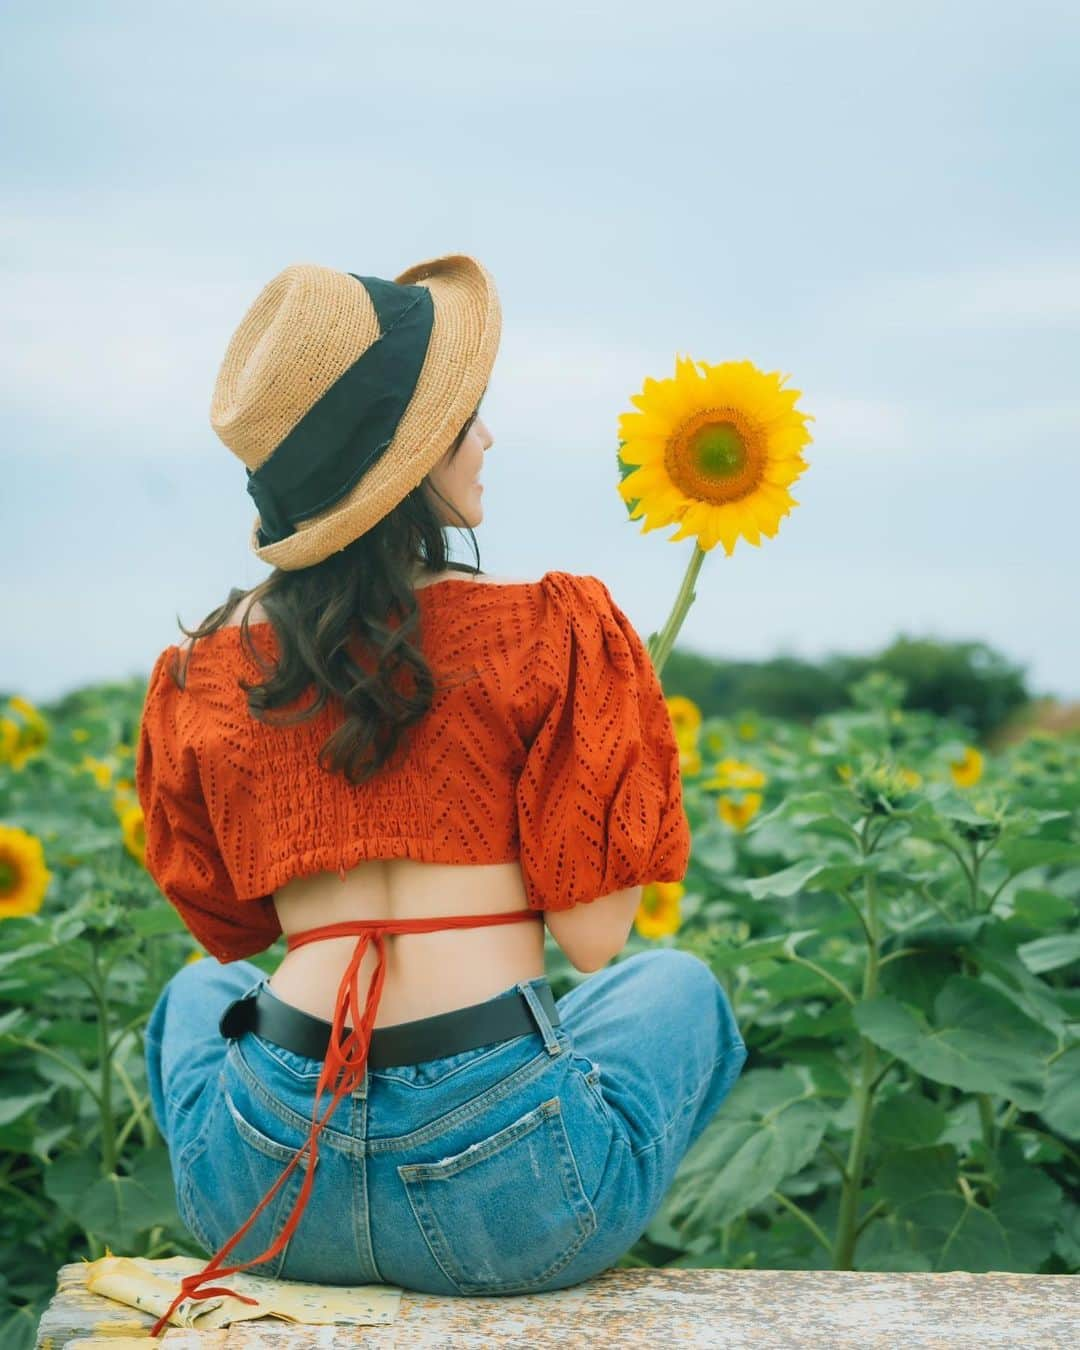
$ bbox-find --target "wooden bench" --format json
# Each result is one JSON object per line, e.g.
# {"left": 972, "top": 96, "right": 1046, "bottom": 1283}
{"left": 37, "top": 1262, "right": 1079, "bottom": 1347}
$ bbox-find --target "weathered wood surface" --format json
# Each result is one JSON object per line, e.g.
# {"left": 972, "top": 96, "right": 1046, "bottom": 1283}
{"left": 39, "top": 1262, "right": 1079, "bottom": 1348}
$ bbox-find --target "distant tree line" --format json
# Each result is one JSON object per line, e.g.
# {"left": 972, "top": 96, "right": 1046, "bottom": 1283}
{"left": 662, "top": 635, "right": 1032, "bottom": 742}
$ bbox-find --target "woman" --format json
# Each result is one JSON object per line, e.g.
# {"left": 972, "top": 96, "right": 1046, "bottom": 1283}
{"left": 137, "top": 253, "right": 748, "bottom": 1334}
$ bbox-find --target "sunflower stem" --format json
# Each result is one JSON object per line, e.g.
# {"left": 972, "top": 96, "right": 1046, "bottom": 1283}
{"left": 649, "top": 544, "right": 707, "bottom": 677}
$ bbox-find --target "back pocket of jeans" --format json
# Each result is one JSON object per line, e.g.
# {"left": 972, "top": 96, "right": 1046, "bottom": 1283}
{"left": 397, "top": 1095, "right": 597, "bottom": 1295}
{"left": 182, "top": 1085, "right": 318, "bottom": 1280}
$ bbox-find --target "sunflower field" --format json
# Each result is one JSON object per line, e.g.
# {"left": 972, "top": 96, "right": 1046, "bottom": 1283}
{"left": 0, "top": 664, "right": 1078, "bottom": 1341}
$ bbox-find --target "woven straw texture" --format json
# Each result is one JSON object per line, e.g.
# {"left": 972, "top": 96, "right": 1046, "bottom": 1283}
{"left": 209, "top": 253, "right": 501, "bottom": 570}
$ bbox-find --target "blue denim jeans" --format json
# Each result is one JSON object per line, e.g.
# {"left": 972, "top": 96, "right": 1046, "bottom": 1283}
{"left": 144, "top": 948, "right": 748, "bottom": 1297}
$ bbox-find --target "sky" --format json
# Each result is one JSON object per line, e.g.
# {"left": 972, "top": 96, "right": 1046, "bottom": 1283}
{"left": 3, "top": 1, "right": 1078, "bottom": 705}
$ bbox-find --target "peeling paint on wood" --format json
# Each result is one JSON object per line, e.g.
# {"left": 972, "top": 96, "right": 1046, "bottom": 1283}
{"left": 38, "top": 1262, "right": 1080, "bottom": 1348}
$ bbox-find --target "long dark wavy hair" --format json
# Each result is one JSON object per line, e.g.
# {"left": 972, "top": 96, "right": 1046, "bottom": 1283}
{"left": 165, "top": 396, "right": 487, "bottom": 786}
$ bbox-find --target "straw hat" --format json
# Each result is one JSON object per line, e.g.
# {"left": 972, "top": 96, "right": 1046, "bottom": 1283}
{"left": 209, "top": 253, "right": 501, "bottom": 570}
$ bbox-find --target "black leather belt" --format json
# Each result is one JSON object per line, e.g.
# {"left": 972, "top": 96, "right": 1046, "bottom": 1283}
{"left": 219, "top": 981, "right": 561, "bottom": 1069}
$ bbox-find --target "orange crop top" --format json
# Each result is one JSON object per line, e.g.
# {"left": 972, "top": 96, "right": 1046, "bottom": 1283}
{"left": 135, "top": 570, "right": 691, "bottom": 951}
{"left": 136, "top": 570, "right": 691, "bottom": 1334}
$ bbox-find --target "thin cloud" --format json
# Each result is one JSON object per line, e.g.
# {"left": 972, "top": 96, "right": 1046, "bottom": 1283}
{"left": 838, "top": 259, "right": 1080, "bottom": 331}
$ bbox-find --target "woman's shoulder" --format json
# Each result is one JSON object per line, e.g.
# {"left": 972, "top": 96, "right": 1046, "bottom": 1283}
{"left": 412, "top": 569, "right": 528, "bottom": 590}
{"left": 414, "top": 568, "right": 602, "bottom": 598}
{"left": 422, "top": 570, "right": 611, "bottom": 610}
{"left": 176, "top": 570, "right": 608, "bottom": 646}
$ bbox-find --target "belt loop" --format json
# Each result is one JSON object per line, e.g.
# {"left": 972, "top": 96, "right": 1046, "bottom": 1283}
{"left": 517, "top": 980, "right": 561, "bottom": 1055}
{"left": 218, "top": 989, "right": 257, "bottom": 1040}
{"left": 216, "top": 977, "right": 269, "bottom": 1041}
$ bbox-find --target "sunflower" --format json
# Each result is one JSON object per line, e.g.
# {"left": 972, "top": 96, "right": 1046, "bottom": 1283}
{"left": 79, "top": 755, "right": 113, "bottom": 790}
{"left": 950, "top": 747, "right": 984, "bottom": 788}
{"left": 617, "top": 356, "right": 813, "bottom": 555}
{"left": 718, "top": 793, "right": 763, "bottom": 831}
{"left": 3, "top": 697, "right": 49, "bottom": 770}
{"left": 666, "top": 695, "right": 702, "bottom": 741}
{"left": 119, "top": 802, "right": 146, "bottom": 866}
{"left": 702, "top": 757, "right": 767, "bottom": 791}
{"left": 112, "top": 780, "right": 137, "bottom": 816}
{"left": 851, "top": 761, "right": 920, "bottom": 814}
{"left": 0, "top": 824, "right": 52, "bottom": 918}
{"left": 634, "top": 882, "right": 684, "bottom": 939}
{"left": 0, "top": 719, "right": 19, "bottom": 764}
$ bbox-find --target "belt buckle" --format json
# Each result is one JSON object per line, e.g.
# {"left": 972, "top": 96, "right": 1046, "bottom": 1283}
{"left": 219, "top": 991, "right": 257, "bottom": 1040}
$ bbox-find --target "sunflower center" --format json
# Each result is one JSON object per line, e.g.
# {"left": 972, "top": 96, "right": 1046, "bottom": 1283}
{"left": 0, "top": 860, "right": 16, "bottom": 895}
{"left": 668, "top": 407, "right": 766, "bottom": 504}
{"left": 693, "top": 424, "right": 745, "bottom": 476}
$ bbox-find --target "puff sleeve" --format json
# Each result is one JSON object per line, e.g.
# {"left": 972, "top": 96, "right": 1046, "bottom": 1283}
{"left": 134, "top": 647, "right": 282, "bottom": 962}
{"left": 514, "top": 573, "right": 691, "bottom": 911}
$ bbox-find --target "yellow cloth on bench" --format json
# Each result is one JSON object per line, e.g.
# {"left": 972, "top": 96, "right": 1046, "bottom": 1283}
{"left": 81, "top": 1252, "right": 402, "bottom": 1331}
